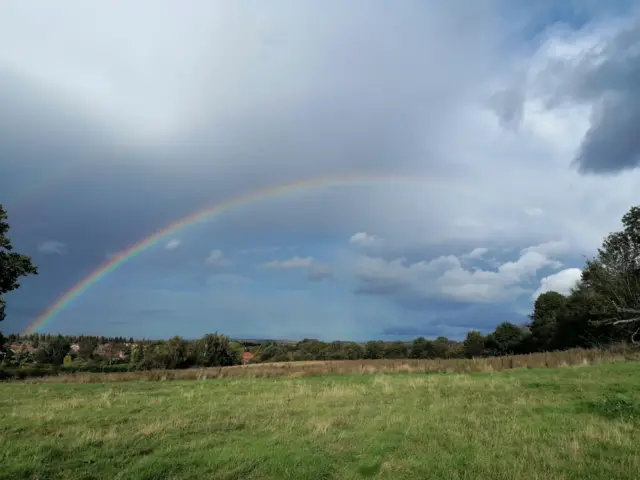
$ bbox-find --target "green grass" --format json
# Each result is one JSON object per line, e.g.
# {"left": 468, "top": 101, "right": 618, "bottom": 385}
{"left": 2, "top": 363, "right": 640, "bottom": 479}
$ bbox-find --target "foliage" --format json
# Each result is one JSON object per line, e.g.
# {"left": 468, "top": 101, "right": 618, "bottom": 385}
{"left": 130, "top": 343, "right": 144, "bottom": 364}
{"left": 486, "top": 322, "right": 524, "bottom": 355}
{"left": 0, "top": 205, "right": 38, "bottom": 335}
{"left": 77, "top": 339, "right": 96, "bottom": 360}
{"left": 0, "top": 364, "right": 56, "bottom": 381}
{"left": 409, "top": 337, "right": 433, "bottom": 359}
{"left": 535, "top": 205, "right": 640, "bottom": 348}
{"left": 197, "top": 333, "right": 240, "bottom": 367}
{"left": 59, "top": 362, "right": 132, "bottom": 374}
{"left": 529, "top": 292, "right": 567, "bottom": 351}
{"left": 35, "top": 336, "right": 71, "bottom": 366}
{"left": 463, "top": 330, "right": 486, "bottom": 358}
{"left": 384, "top": 341, "right": 409, "bottom": 359}
{"left": 580, "top": 206, "right": 640, "bottom": 342}
{"left": 364, "top": 341, "right": 386, "bottom": 359}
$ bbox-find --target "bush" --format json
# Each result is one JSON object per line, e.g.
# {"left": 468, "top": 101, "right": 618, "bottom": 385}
{"left": 583, "top": 394, "right": 640, "bottom": 421}
{"left": 0, "top": 365, "right": 57, "bottom": 381}
{"left": 59, "top": 362, "right": 132, "bottom": 374}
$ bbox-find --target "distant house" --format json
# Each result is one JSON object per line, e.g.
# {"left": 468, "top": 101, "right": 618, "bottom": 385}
{"left": 70, "top": 344, "right": 80, "bottom": 353}
{"left": 9, "top": 344, "right": 37, "bottom": 354}
{"left": 94, "top": 343, "right": 126, "bottom": 360}
{"left": 242, "top": 351, "right": 255, "bottom": 364}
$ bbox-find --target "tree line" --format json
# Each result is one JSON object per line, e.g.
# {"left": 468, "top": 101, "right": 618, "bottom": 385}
{"left": 1, "top": 203, "right": 639, "bottom": 377}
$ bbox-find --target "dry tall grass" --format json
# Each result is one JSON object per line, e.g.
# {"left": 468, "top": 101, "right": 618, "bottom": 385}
{"left": 24, "top": 345, "right": 640, "bottom": 384}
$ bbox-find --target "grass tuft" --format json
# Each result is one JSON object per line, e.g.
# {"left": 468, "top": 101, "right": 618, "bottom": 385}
{"left": 583, "top": 394, "right": 640, "bottom": 421}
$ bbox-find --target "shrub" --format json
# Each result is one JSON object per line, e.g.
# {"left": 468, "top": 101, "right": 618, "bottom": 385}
{"left": 0, "top": 365, "right": 57, "bottom": 381}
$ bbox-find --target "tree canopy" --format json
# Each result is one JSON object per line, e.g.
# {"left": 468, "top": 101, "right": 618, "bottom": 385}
{"left": 0, "top": 205, "right": 38, "bottom": 334}
{"left": 581, "top": 206, "right": 640, "bottom": 342}
{"left": 526, "top": 205, "right": 640, "bottom": 348}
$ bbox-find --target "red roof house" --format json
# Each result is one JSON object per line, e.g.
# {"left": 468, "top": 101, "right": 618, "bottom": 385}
{"left": 9, "top": 344, "right": 37, "bottom": 354}
{"left": 242, "top": 351, "right": 255, "bottom": 364}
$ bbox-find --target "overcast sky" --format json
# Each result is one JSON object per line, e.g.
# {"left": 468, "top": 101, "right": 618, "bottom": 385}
{"left": 2, "top": 1, "right": 640, "bottom": 341}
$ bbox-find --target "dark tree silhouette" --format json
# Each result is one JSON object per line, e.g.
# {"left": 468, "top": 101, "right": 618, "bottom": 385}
{"left": 583, "top": 206, "right": 640, "bottom": 342}
{"left": 0, "top": 205, "right": 38, "bottom": 348}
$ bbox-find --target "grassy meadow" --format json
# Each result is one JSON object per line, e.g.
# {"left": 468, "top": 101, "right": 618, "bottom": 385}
{"left": 2, "top": 356, "right": 640, "bottom": 479}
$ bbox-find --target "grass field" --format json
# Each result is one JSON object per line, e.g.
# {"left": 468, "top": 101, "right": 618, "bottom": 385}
{"left": 1, "top": 362, "right": 640, "bottom": 480}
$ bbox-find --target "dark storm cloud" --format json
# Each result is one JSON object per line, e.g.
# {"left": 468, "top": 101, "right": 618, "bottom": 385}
{"left": 574, "top": 95, "right": 640, "bottom": 174}
{"left": 381, "top": 325, "right": 451, "bottom": 337}
{"left": 380, "top": 302, "right": 528, "bottom": 339}
{"left": 488, "top": 8, "right": 640, "bottom": 175}
{"left": 540, "top": 19, "right": 640, "bottom": 174}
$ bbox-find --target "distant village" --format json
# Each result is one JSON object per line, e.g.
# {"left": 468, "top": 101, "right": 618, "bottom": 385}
{"left": 1, "top": 334, "right": 303, "bottom": 367}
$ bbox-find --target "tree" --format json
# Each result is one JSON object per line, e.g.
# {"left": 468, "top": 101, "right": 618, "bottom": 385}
{"left": 0, "top": 205, "right": 38, "bottom": 339}
{"left": 323, "top": 341, "right": 347, "bottom": 360}
{"left": 433, "top": 336, "right": 451, "bottom": 359}
{"left": 529, "top": 291, "right": 567, "bottom": 351}
{"left": 343, "top": 342, "right": 365, "bottom": 360}
{"left": 486, "top": 322, "right": 523, "bottom": 355}
{"left": 582, "top": 205, "right": 640, "bottom": 343}
{"left": 384, "top": 341, "right": 409, "bottom": 359}
{"left": 463, "top": 331, "right": 486, "bottom": 358}
{"left": 295, "top": 339, "right": 327, "bottom": 360}
{"left": 199, "top": 333, "right": 240, "bottom": 367}
{"left": 409, "top": 337, "right": 435, "bottom": 359}
{"left": 130, "top": 343, "right": 144, "bottom": 365}
{"left": 364, "top": 341, "right": 385, "bottom": 359}
{"left": 77, "top": 339, "right": 96, "bottom": 360}
{"left": 552, "top": 284, "right": 598, "bottom": 349}
{"left": 35, "top": 336, "right": 71, "bottom": 365}
{"left": 164, "top": 336, "right": 191, "bottom": 369}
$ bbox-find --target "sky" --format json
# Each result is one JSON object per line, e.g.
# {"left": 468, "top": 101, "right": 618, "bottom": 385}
{"left": 2, "top": 0, "right": 640, "bottom": 341}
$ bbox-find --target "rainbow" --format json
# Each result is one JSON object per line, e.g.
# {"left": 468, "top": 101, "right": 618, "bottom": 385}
{"left": 24, "top": 172, "right": 433, "bottom": 334}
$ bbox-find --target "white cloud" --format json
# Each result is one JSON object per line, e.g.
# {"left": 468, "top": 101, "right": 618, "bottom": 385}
{"left": 164, "top": 238, "right": 181, "bottom": 251}
{"left": 264, "top": 256, "right": 316, "bottom": 269}
{"left": 521, "top": 240, "right": 571, "bottom": 259}
{"left": 462, "top": 247, "right": 489, "bottom": 260}
{"left": 349, "top": 232, "right": 382, "bottom": 248}
{"left": 308, "top": 264, "right": 333, "bottom": 281}
{"left": 238, "top": 246, "right": 281, "bottom": 255}
{"left": 205, "top": 249, "right": 230, "bottom": 267}
{"left": 533, "top": 268, "right": 582, "bottom": 299}
{"left": 355, "top": 240, "right": 567, "bottom": 303}
{"left": 263, "top": 256, "right": 332, "bottom": 281}
{"left": 37, "top": 240, "right": 67, "bottom": 255}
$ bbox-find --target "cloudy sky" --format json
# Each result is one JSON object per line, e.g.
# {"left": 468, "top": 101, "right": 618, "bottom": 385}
{"left": 2, "top": 0, "right": 640, "bottom": 341}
